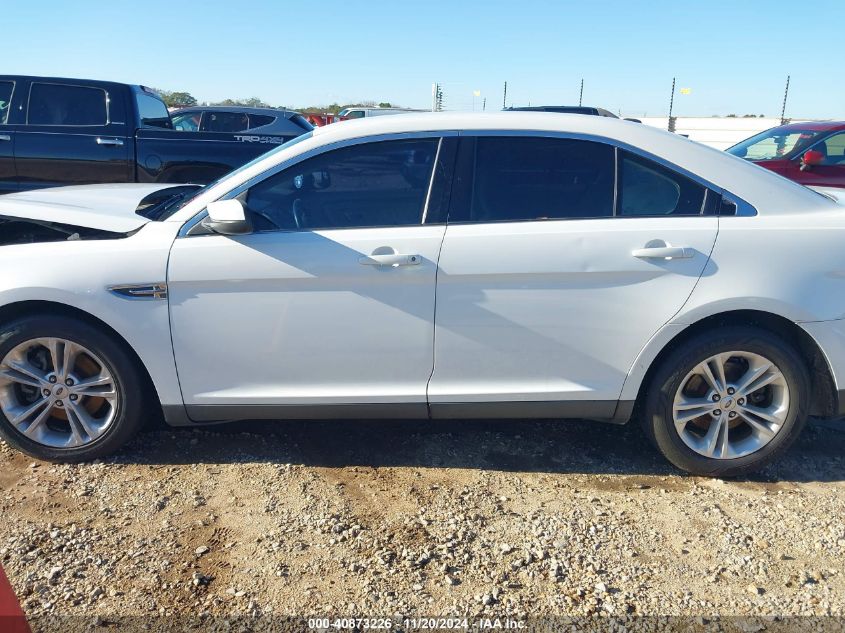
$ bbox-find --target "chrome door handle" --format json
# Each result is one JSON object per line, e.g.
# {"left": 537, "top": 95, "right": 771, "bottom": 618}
{"left": 632, "top": 245, "right": 694, "bottom": 260}
{"left": 96, "top": 137, "right": 124, "bottom": 147}
{"left": 359, "top": 252, "right": 421, "bottom": 267}
{"left": 0, "top": 134, "right": 10, "bottom": 141}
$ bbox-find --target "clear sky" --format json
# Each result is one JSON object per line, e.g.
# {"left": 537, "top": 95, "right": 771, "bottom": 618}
{"left": 6, "top": 0, "right": 844, "bottom": 118}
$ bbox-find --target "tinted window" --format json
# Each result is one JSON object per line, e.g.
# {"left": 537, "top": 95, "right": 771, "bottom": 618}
{"left": 28, "top": 83, "right": 107, "bottom": 126}
{"left": 0, "top": 82, "right": 12, "bottom": 124}
{"left": 137, "top": 93, "right": 172, "bottom": 128}
{"left": 461, "top": 137, "right": 614, "bottom": 222}
{"left": 618, "top": 151, "right": 705, "bottom": 216}
{"left": 202, "top": 111, "right": 249, "bottom": 132}
{"left": 247, "top": 114, "right": 275, "bottom": 129}
{"left": 245, "top": 138, "right": 439, "bottom": 231}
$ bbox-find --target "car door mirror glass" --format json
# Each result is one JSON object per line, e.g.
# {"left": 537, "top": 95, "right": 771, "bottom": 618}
{"left": 202, "top": 199, "right": 253, "bottom": 235}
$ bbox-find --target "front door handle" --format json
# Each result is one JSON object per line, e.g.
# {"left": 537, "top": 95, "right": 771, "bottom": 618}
{"left": 632, "top": 243, "right": 694, "bottom": 260}
{"left": 0, "top": 134, "right": 10, "bottom": 142}
{"left": 359, "top": 249, "right": 421, "bottom": 267}
{"left": 96, "top": 137, "right": 124, "bottom": 147}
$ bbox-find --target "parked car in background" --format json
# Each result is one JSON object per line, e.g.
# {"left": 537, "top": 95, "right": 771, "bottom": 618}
{"left": 336, "top": 106, "right": 425, "bottom": 121}
{"left": 171, "top": 106, "right": 312, "bottom": 137}
{"left": 0, "top": 76, "right": 312, "bottom": 193}
{"left": 303, "top": 112, "right": 338, "bottom": 127}
{"left": 1, "top": 113, "right": 844, "bottom": 477}
{"left": 727, "top": 121, "right": 845, "bottom": 188}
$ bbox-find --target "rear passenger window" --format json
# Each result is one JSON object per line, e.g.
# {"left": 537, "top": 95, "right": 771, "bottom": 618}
{"left": 460, "top": 137, "right": 615, "bottom": 222}
{"left": 28, "top": 83, "right": 107, "bottom": 126}
{"left": 247, "top": 114, "right": 275, "bottom": 129}
{"left": 618, "top": 151, "right": 705, "bottom": 216}
{"left": 245, "top": 138, "right": 439, "bottom": 231}
{"left": 202, "top": 111, "right": 249, "bottom": 132}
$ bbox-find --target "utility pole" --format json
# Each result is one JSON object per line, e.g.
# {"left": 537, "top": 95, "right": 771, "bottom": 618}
{"left": 431, "top": 83, "right": 444, "bottom": 112}
{"left": 780, "top": 75, "right": 790, "bottom": 125}
{"left": 579, "top": 78, "right": 584, "bottom": 107}
{"left": 482, "top": 97, "right": 487, "bottom": 111}
{"left": 503, "top": 81, "right": 508, "bottom": 109}
{"left": 667, "top": 77, "right": 676, "bottom": 132}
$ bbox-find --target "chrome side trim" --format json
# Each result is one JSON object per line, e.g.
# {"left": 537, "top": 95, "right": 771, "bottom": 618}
{"left": 108, "top": 282, "right": 168, "bottom": 300}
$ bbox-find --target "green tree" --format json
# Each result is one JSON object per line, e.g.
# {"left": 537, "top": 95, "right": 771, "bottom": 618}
{"left": 212, "top": 97, "right": 271, "bottom": 108}
{"left": 154, "top": 89, "right": 197, "bottom": 108}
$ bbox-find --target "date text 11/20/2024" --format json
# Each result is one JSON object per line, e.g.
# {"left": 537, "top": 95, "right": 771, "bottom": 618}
{"left": 307, "top": 617, "right": 526, "bottom": 630}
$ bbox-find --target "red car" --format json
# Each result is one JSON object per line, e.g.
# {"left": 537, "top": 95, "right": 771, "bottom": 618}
{"left": 727, "top": 121, "right": 845, "bottom": 188}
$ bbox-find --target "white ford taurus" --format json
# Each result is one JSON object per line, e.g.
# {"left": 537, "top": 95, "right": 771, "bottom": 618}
{"left": 1, "top": 112, "right": 844, "bottom": 476}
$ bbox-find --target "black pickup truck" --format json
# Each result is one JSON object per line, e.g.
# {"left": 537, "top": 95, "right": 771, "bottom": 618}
{"left": 0, "top": 76, "right": 312, "bottom": 193}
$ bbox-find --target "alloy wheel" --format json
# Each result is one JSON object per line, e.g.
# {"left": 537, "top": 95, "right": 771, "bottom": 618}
{"left": 672, "top": 351, "right": 789, "bottom": 460}
{"left": 0, "top": 337, "right": 118, "bottom": 449}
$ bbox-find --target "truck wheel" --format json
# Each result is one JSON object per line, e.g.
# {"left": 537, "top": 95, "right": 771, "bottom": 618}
{"left": 0, "top": 316, "right": 145, "bottom": 462}
{"left": 642, "top": 327, "right": 810, "bottom": 477}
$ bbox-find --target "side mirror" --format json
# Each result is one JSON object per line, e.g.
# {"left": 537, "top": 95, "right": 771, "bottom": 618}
{"left": 800, "top": 149, "right": 825, "bottom": 171}
{"left": 201, "top": 199, "right": 253, "bottom": 235}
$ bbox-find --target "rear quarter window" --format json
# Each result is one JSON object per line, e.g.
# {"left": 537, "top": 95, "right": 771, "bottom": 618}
{"left": 28, "top": 83, "right": 108, "bottom": 126}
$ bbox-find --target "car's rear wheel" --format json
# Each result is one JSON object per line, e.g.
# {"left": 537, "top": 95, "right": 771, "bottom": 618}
{"left": 0, "top": 316, "right": 145, "bottom": 462}
{"left": 643, "top": 327, "right": 810, "bottom": 477}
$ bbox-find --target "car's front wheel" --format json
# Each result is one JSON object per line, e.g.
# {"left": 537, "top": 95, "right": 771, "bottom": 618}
{"left": 0, "top": 316, "right": 145, "bottom": 462}
{"left": 643, "top": 327, "right": 810, "bottom": 477}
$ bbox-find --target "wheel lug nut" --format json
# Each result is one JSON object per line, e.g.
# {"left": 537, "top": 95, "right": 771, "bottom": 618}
{"left": 65, "top": 378, "right": 74, "bottom": 386}
{"left": 42, "top": 388, "right": 51, "bottom": 397}
{"left": 48, "top": 376, "right": 57, "bottom": 384}
{"left": 712, "top": 409, "right": 722, "bottom": 416}
{"left": 711, "top": 394, "right": 720, "bottom": 402}
{"left": 727, "top": 387, "right": 735, "bottom": 395}
{"left": 737, "top": 398, "right": 745, "bottom": 405}
{"left": 55, "top": 400, "right": 64, "bottom": 407}
{"left": 69, "top": 394, "right": 78, "bottom": 401}
{"left": 729, "top": 411, "right": 737, "bottom": 418}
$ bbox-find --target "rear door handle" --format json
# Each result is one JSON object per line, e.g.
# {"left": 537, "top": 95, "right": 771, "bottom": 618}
{"left": 0, "top": 134, "right": 10, "bottom": 141}
{"left": 359, "top": 250, "right": 421, "bottom": 267}
{"left": 96, "top": 137, "right": 124, "bottom": 147}
{"left": 632, "top": 245, "right": 694, "bottom": 260}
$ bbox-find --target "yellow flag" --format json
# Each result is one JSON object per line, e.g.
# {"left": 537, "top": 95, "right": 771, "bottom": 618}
{"left": 473, "top": 90, "right": 481, "bottom": 97}
{"left": 680, "top": 88, "right": 692, "bottom": 95}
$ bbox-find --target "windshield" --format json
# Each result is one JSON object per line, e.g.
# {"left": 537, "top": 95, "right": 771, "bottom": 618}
{"left": 151, "top": 131, "right": 315, "bottom": 220}
{"left": 727, "top": 128, "right": 825, "bottom": 161}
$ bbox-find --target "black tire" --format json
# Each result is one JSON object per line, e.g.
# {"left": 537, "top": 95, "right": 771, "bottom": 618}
{"left": 642, "top": 326, "right": 810, "bottom": 477}
{"left": 0, "top": 316, "right": 145, "bottom": 462}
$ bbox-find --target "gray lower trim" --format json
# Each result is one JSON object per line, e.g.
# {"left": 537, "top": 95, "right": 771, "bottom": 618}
{"left": 429, "top": 400, "right": 621, "bottom": 420}
{"left": 162, "top": 404, "right": 192, "bottom": 426}
{"left": 610, "top": 399, "right": 636, "bottom": 424}
{"left": 185, "top": 403, "right": 429, "bottom": 423}
{"left": 166, "top": 400, "right": 637, "bottom": 426}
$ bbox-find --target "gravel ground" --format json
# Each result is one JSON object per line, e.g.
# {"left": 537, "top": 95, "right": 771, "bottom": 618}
{"left": 2, "top": 416, "right": 845, "bottom": 632}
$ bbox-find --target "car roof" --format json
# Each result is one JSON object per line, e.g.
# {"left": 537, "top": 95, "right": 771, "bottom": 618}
{"left": 170, "top": 112, "right": 834, "bottom": 222}
{"left": 765, "top": 120, "right": 845, "bottom": 133}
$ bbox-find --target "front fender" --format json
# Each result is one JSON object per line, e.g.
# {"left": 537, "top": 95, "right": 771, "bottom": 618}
{"left": 0, "top": 223, "right": 183, "bottom": 407}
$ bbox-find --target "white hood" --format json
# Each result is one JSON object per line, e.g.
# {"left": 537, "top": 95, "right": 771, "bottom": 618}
{"left": 0, "top": 183, "right": 192, "bottom": 233}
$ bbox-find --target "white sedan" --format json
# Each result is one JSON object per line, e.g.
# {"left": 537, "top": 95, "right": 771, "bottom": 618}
{"left": 1, "top": 112, "right": 843, "bottom": 476}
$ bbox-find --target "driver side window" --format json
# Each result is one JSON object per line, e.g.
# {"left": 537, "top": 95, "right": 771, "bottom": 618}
{"left": 816, "top": 132, "right": 845, "bottom": 166}
{"left": 244, "top": 138, "right": 439, "bottom": 231}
